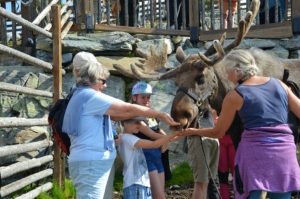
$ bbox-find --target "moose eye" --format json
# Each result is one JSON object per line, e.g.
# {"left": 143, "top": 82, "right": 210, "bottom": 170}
{"left": 196, "top": 74, "right": 205, "bottom": 84}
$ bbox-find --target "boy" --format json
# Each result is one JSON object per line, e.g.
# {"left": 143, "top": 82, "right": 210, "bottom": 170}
{"left": 118, "top": 117, "right": 180, "bottom": 199}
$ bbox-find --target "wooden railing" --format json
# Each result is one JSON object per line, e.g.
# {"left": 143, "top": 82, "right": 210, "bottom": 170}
{"left": 70, "top": 0, "right": 298, "bottom": 41}
{"left": 0, "top": 2, "right": 66, "bottom": 197}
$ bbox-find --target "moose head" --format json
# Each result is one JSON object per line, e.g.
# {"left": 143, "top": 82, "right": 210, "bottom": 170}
{"left": 114, "top": 0, "right": 261, "bottom": 136}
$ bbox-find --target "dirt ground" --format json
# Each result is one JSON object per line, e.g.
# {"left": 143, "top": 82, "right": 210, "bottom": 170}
{"left": 113, "top": 183, "right": 300, "bottom": 199}
{"left": 113, "top": 184, "right": 194, "bottom": 199}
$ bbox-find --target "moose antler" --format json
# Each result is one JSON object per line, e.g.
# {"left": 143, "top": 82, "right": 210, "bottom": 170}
{"left": 113, "top": 43, "right": 169, "bottom": 79}
{"left": 199, "top": 0, "right": 260, "bottom": 66}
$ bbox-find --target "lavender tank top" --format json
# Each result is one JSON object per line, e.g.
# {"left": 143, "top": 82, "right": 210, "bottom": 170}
{"left": 236, "top": 78, "right": 288, "bottom": 129}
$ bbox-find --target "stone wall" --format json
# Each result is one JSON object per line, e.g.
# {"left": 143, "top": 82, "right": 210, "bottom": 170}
{"left": 1, "top": 31, "right": 300, "bottom": 169}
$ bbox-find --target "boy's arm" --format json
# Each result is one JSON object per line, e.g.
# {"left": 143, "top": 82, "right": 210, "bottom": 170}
{"left": 134, "top": 131, "right": 180, "bottom": 149}
{"left": 138, "top": 122, "right": 165, "bottom": 140}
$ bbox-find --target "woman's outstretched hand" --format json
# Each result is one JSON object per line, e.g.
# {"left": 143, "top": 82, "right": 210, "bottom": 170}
{"left": 160, "top": 113, "right": 180, "bottom": 126}
{"left": 179, "top": 128, "right": 198, "bottom": 136}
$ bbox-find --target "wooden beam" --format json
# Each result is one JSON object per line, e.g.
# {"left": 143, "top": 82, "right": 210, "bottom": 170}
{"left": 0, "top": 44, "right": 58, "bottom": 72}
{"left": 291, "top": 0, "right": 300, "bottom": 19}
{"left": 15, "top": 182, "right": 52, "bottom": 199}
{"left": 51, "top": 4, "right": 65, "bottom": 189}
{"left": 0, "top": 155, "right": 53, "bottom": 179}
{"left": 0, "top": 7, "right": 52, "bottom": 39}
{"left": 61, "top": 20, "right": 74, "bottom": 39}
{"left": 0, "top": 117, "right": 48, "bottom": 128}
{"left": 0, "top": 139, "right": 52, "bottom": 157}
{"left": 32, "top": 0, "right": 59, "bottom": 26}
{"left": 0, "top": 82, "right": 53, "bottom": 98}
{"left": 69, "top": 24, "right": 191, "bottom": 36}
{"left": 199, "top": 21, "right": 293, "bottom": 41}
{"left": 0, "top": 169, "right": 53, "bottom": 197}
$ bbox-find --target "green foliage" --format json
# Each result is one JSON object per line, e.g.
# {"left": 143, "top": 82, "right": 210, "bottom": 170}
{"left": 113, "top": 171, "right": 123, "bottom": 192}
{"left": 64, "top": 179, "right": 76, "bottom": 198}
{"left": 165, "top": 162, "right": 194, "bottom": 186}
{"left": 37, "top": 192, "right": 52, "bottom": 199}
{"left": 123, "top": 77, "right": 134, "bottom": 101}
{"left": 113, "top": 161, "right": 194, "bottom": 194}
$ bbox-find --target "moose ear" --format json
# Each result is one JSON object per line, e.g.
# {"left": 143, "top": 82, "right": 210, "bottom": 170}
{"left": 176, "top": 47, "right": 187, "bottom": 64}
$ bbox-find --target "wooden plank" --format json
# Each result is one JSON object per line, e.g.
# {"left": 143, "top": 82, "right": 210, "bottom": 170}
{"left": 0, "top": 0, "right": 16, "bottom": 2}
{"left": 199, "top": 21, "right": 293, "bottom": 41}
{"left": 83, "top": 0, "right": 94, "bottom": 26}
{"left": 291, "top": 0, "right": 300, "bottom": 19}
{"left": 51, "top": 4, "right": 65, "bottom": 189}
{"left": 21, "top": 0, "right": 36, "bottom": 48}
{"left": 92, "top": 24, "right": 190, "bottom": 36}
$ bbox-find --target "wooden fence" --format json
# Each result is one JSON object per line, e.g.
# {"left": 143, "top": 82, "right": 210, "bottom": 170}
{"left": 70, "top": 0, "right": 298, "bottom": 41}
{"left": 0, "top": 2, "right": 65, "bottom": 197}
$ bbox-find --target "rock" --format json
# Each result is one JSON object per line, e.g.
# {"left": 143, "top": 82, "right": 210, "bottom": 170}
{"left": 169, "top": 185, "right": 181, "bottom": 190}
{"left": 136, "top": 38, "right": 175, "bottom": 55}
{"left": 280, "top": 36, "right": 300, "bottom": 50}
{"left": 36, "top": 32, "right": 136, "bottom": 53}
{"left": 36, "top": 50, "right": 73, "bottom": 65}
{"left": 204, "top": 38, "right": 276, "bottom": 50}
{"left": 167, "top": 48, "right": 203, "bottom": 69}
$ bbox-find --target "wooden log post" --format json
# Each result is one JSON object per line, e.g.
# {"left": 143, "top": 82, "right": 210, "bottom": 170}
{"left": 210, "top": 0, "right": 215, "bottom": 30}
{"left": 166, "top": 0, "right": 169, "bottom": 29}
{"left": 201, "top": 0, "right": 205, "bottom": 31}
{"left": 21, "top": 0, "right": 36, "bottom": 48}
{"left": 182, "top": 0, "right": 186, "bottom": 30}
{"left": 44, "top": 0, "right": 73, "bottom": 31}
{"left": 105, "top": 0, "right": 110, "bottom": 25}
{"left": 11, "top": 1, "right": 17, "bottom": 46}
{"left": 142, "top": 0, "right": 145, "bottom": 27}
{"left": 61, "top": 20, "right": 74, "bottom": 39}
{"left": 150, "top": 0, "right": 154, "bottom": 28}
{"left": 61, "top": 9, "right": 73, "bottom": 28}
{"left": 15, "top": 182, "right": 53, "bottom": 199}
{"left": 291, "top": 0, "right": 300, "bottom": 21}
{"left": 0, "top": 155, "right": 53, "bottom": 179}
{"left": 52, "top": 4, "right": 65, "bottom": 189}
{"left": 0, "top": 82, "right": 53, "bottom": 98}
{"left": 0, "top": 3, "right": 7, "bottom": 46}
{"left": 32, "top": 0, "right": 59, "bottom": 26}
{"left": 0, "top": 139, "right": 52, "bottom": 157}
{"left": 0, "top": 169, "right": 53, "bottom": 197}
{"left": 220, "top": 0, "right": 224, "bottom": 29}
{"left": 0, "top": 44, "right": 67, "bottom": 74}
{"left": 189, "top": 0, "right": 199, "bottom": 40}
{"left": 82, "top": 0, "right": 95, "bottom": 29}
{"left": 0, "top": 7, "right": 52, "bottom": 39}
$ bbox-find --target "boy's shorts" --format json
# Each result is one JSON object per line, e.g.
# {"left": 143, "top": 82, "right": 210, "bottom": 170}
{"left": 143, "top": 148, "right": 164, "bottom": 173}
{"left": 123, "top": 184, "right": 152, "bottom": 199}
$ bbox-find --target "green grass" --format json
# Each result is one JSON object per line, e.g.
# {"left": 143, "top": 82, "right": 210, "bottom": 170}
{"left": 10, "top": 161, "right": 192, "bottom": 198}
{"left": 113, "top": 161, "right": 194, "bottom": 192}
{"left": 165, "top": 161, "right": 194, "bottom": 186}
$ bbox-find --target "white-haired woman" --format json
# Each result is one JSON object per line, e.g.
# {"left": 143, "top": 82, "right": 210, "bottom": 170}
{"left": 179, "top": 49, "right": 300, "bottom": 199}
{"left": 62, "top": 52, "right": 179, "bottom": 199}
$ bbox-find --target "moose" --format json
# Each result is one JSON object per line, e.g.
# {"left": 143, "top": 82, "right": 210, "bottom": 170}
{"left": 113, "top": 0, "right": 300, "bottom": 149}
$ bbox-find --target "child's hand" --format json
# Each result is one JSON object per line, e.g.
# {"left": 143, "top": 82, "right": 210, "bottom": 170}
{"left": 114, "top": 135, "right": 121, "bottom": 146}
{"left": 172, "top": 135, "right": 182, "bottom": 142}
{"left": 161, "top": 143, "right": 168, "bottom": 153}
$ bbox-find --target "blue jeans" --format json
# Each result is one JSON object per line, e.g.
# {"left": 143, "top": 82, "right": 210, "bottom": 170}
{"left": 69, "top": 159, "right": 114, "bottom": 199}
{"left": 248, "top": 190, "right": 291, "bottom": 199}
{"left": 123, "top": 184, "right": 152, "bottom": 199}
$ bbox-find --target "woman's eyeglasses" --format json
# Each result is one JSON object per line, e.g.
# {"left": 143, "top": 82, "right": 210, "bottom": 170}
{"left": 98, "top": 79, "right": 106, "bottom": 84}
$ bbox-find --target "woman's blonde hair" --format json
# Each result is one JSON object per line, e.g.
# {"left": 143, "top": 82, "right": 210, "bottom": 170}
{"left": 75, "top": 61, "right": 110, "bottom": 86}
{"left": 222, "top": 49, "right": 259, "bottom": 82}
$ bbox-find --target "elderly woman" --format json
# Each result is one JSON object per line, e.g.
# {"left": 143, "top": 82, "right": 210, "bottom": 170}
{"left": 62, "top": 52, "right": 179, "bottom": 199}
{"left": 180, "top": 49, "right": 300, "bottom": 199}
